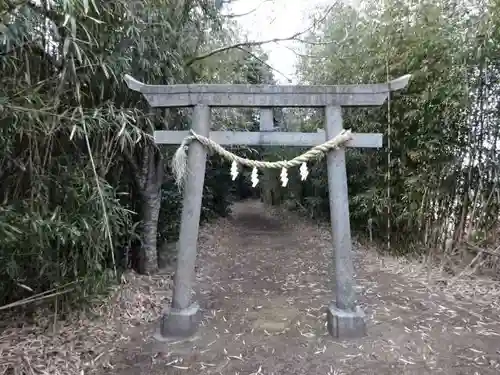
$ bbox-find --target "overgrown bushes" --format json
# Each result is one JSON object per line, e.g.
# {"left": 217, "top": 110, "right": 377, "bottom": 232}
{"left": 278, "top": 0, "right": 500, "bottom": 262}
{"left": 0, "top": 0, "right": 271, "bottom": 308}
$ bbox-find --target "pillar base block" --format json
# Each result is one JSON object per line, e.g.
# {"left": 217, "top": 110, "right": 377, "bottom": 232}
{"left": 326, "top": 303, "right": 366, "bottom": 339}
{"left": 156, "top": 302, "right": 201, "bottom": 339}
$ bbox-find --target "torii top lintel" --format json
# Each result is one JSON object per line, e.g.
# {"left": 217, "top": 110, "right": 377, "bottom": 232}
{"left": 123, "top": 74, "right": 411, "bottom": 108}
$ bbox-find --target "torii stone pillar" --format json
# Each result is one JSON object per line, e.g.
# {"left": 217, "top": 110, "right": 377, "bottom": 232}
{"left": 124, "top": 74, "right": 411, "bottom": 339}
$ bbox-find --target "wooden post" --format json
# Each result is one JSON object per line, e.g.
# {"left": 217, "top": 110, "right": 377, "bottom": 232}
{"left": 123, "top": 73, "right": 412, "bottom": 340}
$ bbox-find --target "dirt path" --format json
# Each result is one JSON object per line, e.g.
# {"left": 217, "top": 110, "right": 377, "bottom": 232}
{"left": 105, "top": 200, "right": 500, "bottom": 375}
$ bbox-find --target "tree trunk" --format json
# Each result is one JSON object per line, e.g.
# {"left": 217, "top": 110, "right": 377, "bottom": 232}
{"left": 127, "top": 142, "right": 164, "bottom": 275}
{"left": 138, "top": 188, "right": 161, "bottom": 274}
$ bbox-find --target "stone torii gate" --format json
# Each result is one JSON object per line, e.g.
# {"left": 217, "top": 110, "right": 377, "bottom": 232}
{"left": 124, "top": 74, "right": 411, "bottom": 339}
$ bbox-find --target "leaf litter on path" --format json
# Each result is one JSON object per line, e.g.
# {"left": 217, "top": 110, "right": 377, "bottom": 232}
{"left": 2, "top": 200, "right": 500, "bottom": 375}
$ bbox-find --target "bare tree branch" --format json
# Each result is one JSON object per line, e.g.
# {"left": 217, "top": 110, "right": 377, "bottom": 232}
{"left": 279, "top": 27, "right": 364, "bottom": 61}
{"left": 185, "top": 2, "right": 338, "bottom": 66}
{"left": 294, "top": 27, "right": 349, "bottom": 46}
{"left": 185, "top": 35, "right": 299, "bottom": 66}
{"left": 221, "top": 0, "right": 272, "bottom": 18}
{"left": 237, "top": 46, "right": 292, "bottom": 83}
